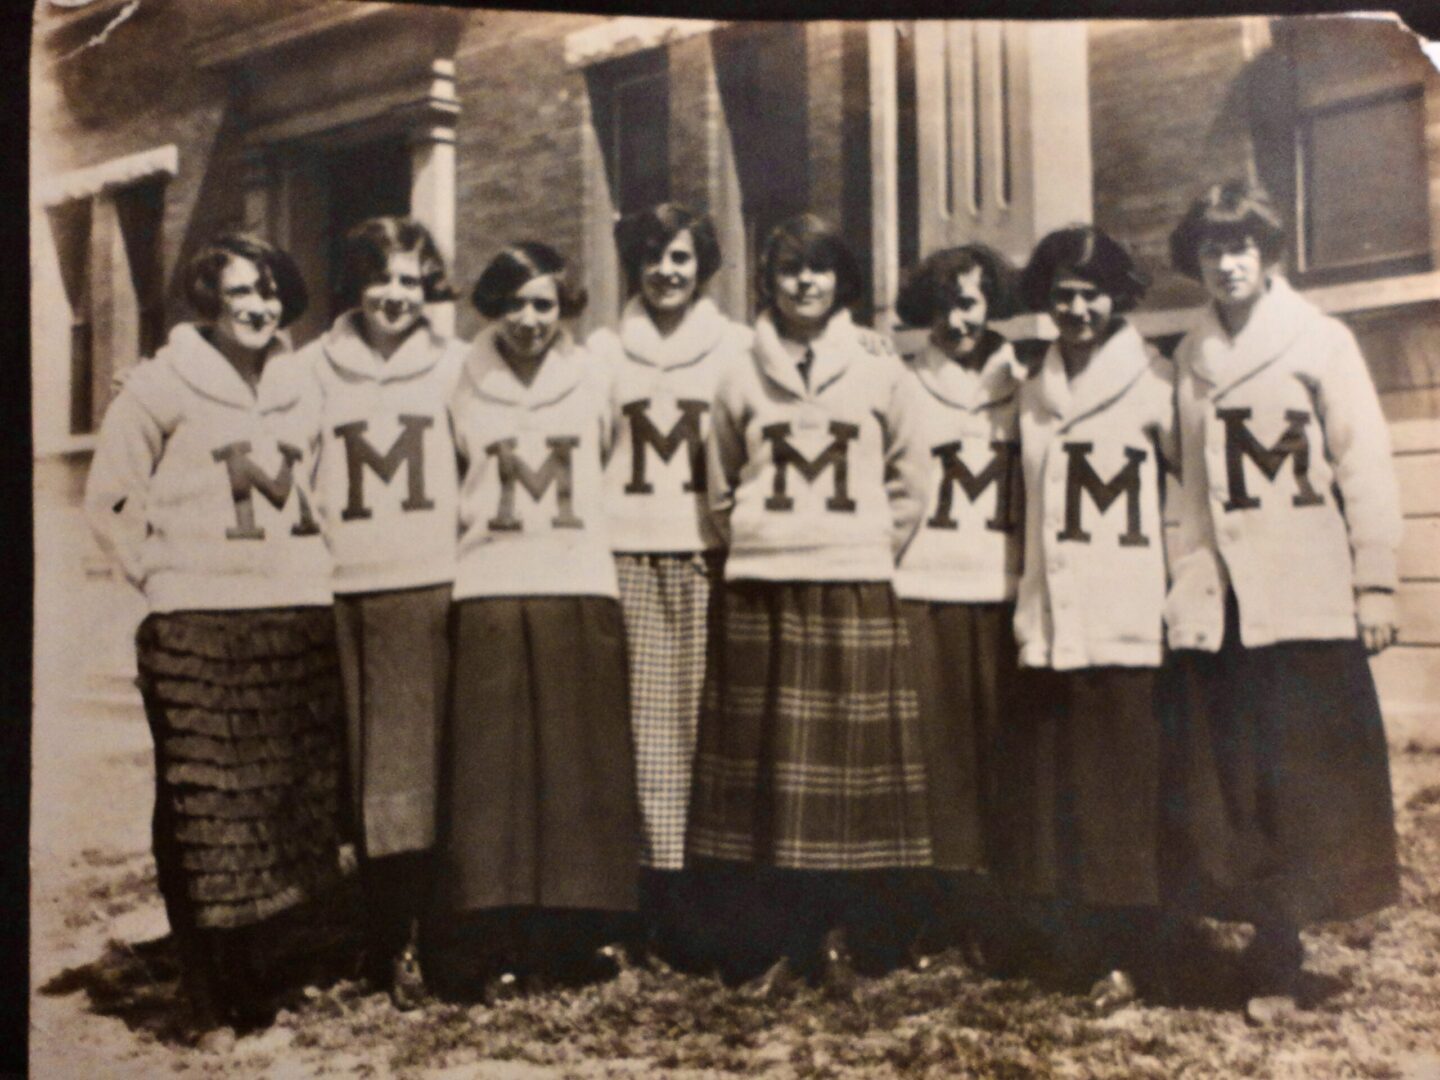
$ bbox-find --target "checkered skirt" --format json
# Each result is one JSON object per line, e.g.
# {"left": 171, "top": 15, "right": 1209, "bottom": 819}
{"left": 616, "top": 553, "right": 721, "bottom": 870}
{"left": 688, "top": 580, "right": 933, "bottom": 871}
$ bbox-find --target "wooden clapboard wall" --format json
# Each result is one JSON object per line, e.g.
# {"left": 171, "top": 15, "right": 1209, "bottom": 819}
{"left": 1372, "top": 417, "right": 1440, "bottom": 744}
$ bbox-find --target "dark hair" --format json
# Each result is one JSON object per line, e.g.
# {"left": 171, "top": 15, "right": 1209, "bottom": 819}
{"left": 756, "top": 213, "right": 864, "bottom": 318}
{"left": 184, "top": 233, "right": 309, "bottom": 328}
{"left": 1168, "top": 180, "right": 1287, "bottom": 280}
{"left": 1018, "top": 225, "right": 1149, "bottom": 314}
{"left": 894, "top": 244, "right": 1018, "bottom": 327}
{"left": 336, "top": 216, "right": 456, "bottom": 309}
{"left": 471, "top": 242, "right": 589, "bottom": 321}
{"left": 614, "top": 203, "right": 722, "bottom": 299}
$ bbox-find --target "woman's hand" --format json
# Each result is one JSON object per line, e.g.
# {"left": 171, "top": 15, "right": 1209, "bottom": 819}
{"left": 1356, "top": 589, "right": 1399, "bottom": 655}
{"left": 856, "top": 327, "right": 896, "bottom": 357}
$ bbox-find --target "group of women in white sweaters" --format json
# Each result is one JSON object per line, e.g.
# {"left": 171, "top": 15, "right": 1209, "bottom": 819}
{"left": 85, "top": 177, "right": 1403, "bottom": 1040}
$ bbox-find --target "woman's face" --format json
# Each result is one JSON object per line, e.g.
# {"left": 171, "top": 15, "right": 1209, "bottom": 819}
{"left": 497, "top": 274, "right": 561, "bottom": 361}
{"left": 361, "top": 250, "right": 426, "bottom": 343}
{"left": 931, "top": 265, "right": 990, "bottom": 360}
{"left": 210, "top": 255, "right": 283, "bottom": 354}
{"left": 640, "top": 229, "right": 700, "bottom": 315}
{"left": 1197, "top": 234, "right": 1268, "bottom": 308}
{"left": 1048, "top": 271, "right": 1115, "bottom": 351}
{"left": 773, "top": 253, "right": 838, "bottom": 333}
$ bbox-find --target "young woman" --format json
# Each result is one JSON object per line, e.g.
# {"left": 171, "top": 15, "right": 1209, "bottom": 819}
{"left": 587, "top": 204, "right": 751, "bottom": 962}
{"left": 689, "top": 213, "right": 931, "bottom": 994}
{"left": 84, "top": 234, "right": 342, "bottom": 1038}
{"left": 1163, "top": 181, "right": 1401, "bottom": 1023}
{"left": 999, "top": 225, "right": 1174, "bottom": 1006}
{"left": 301, "top": 217, "right": 465, "bottom": 1004}
{"left": 436, "top": 242, "right": 639, "bottom": 998}
{"left": 891, "top": 245, "right": 1023, "bottom": 966}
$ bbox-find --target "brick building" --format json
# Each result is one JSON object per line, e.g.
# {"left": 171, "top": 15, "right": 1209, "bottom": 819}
{"left": 29, "top": 2, "right": 1440, "bottom": 734}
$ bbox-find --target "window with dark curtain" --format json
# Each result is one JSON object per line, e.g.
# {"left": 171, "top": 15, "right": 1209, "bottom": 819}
{"left": 594, "top": 48, "right": 671, "bottom": 219}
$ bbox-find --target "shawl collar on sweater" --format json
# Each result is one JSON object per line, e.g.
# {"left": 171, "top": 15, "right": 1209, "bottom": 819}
{"left": 618, "top": 296, "right": 727, "bottom": 371}
{"left": 320, "top": 310, "right": 448, "bottom": 383}
{"left": 462, "top": 325, "right": 585, "bottom": 409}
{"left": 752, "top": 309, "right": 861, "bottom": 400}
{"left": 1187, "top": 275, "right": 1309, "bottom": 399}
{"left": 162, "top": 322, "right": 300, "bottom": 413}
{"left": 1033, "top": 320, "right": 1151, "bottom": 433}
{"left": 909, "top": 331, "right": 1019, "bottom": 412}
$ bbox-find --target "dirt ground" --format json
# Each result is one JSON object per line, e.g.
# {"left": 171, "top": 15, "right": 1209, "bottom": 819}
{"left": 29, "top": 706, "right": 1440, "bottom": 1079}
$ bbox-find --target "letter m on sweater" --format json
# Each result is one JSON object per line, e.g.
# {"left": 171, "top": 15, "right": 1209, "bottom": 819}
{"left": 212, "top": 441, "right": 320, "bottom": 539}
{"left": 485, "top": 436, "right": 583, "bottom": 531}
{"left": 762, "top": 421, "right": 860, "bottom": 512}
{"left": 1217, "top": 407, "right": 1325, "bottom": 511}
{"left": 333, "top": 415, "right": 436, "bottom": 521}
{"left": 622, "top": 398, "right": 708, "bottom": 494}
{"left": 927, "top": 439, "right": 1018, "bottom": 532}
{"left": 1058, "top": 442, "right": 1149, "bottom": 547}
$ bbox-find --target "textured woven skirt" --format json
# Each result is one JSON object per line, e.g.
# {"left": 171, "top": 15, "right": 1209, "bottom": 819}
{"left": 438, "top": 596, "right": 639, "bottom": 914}
{"left": 993, "top": 664, "right": 1162, "bottom": 908}
{"left": 616, "top": 552, "right": 721, "bottom": 870}
{"left": 901, "top": 600, "right": 1016, "bottom": 873}
{"left": 688, "top": 580, "right": 932, "bottom": 871}
{"left": 135, "top": 608, "right": 344, "bottom": 931}
{"left": 1162, "top": 595, "right": 1399, "bottom": 925}
{"left": 334, "top": 584, "right": 451, "bottom": 859}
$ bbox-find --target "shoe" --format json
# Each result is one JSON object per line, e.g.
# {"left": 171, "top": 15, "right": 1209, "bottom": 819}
{"left": 748, "top": 955, "right": 798, "bottom": 1001}
{"left": 482, "top": 971, "right": 521, "bottom": 1006}
{"left": 1245, "top": 992, "right": 1300, "bottom": 1026}
{"left": 389, "top": 920, "right": 427, "bottom": 1011}
{"left": 1087, "top": 969, "right": 1138, "bottom": 1014}
{"left": 819, "top": 929, "right": 859, "bottom": 1002}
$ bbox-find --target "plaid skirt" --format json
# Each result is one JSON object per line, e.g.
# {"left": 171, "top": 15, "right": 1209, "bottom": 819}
{"left": 439, "top": 596, "right": 639, "bottom": 914}
{"left": 901, "top": 600, "right": 1016, "bottom": 873}
{"left": 688, "top": 581, "right": 932, "bottom": 871}
{"left": 993, "top": 665, "right": 1162, "bottom": 908}
{"left": 136, "top": 608, "right": 344, "bottom": 931}
{"left": 334, "top": 584, "right": 451, "bottom": 859}
{"left": 616, "top": 552, "right": 721, "bottom": 870}
{"left": 1162, "top": 594, "right": 1400, "bottom": 925}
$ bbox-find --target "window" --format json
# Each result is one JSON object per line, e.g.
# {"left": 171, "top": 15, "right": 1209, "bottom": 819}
{"left": 1278, "top": 18, "right": 1432, "bottom": 284}
{"left": 591, "top": 48, "right": 670, "bottom": 219}
{"left": 45, "top": 174, "right": 168, "bottom": 437}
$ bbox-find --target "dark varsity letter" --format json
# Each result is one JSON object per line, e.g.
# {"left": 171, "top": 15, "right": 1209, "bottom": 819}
{"left": 927, "top": 439, "right": 1019, "bottom": 532}
{"left": 1217, "top": 407, "right": 1325, "bottom": 512}
{"left": 761, "top": 421, "right": 860, "bottom": 513}
{"left": 622, "top": 398, "right": 709, "bottom": 495}
{"left": 211, "top": 440, "right": 321, "bottom": 540}
{"left": 485, "top": 436, "right": 583, "bottom": 531}
{"left": 332, "top": 414, "right": 436, "bottom": 521}
{"left": 1057, "top": 442, "right": 1149, "bottom": 547}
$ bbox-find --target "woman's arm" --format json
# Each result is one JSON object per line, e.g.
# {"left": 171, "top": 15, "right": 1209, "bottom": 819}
{"left": 880, "top": 363, "right": 928, "bottom": 560}
{"left": 83, "top": 388, "right": 166, "bottom": 592}
{"left": 705, "top": 368, "right": 747, "bottom": 549}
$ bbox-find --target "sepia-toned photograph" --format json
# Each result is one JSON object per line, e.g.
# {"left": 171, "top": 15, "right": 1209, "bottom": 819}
{"left": 28, "top": 1, "right": 1440, "bottom": 1075}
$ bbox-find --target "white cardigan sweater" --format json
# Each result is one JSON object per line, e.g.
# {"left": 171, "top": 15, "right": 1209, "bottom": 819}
{"left": 84, "top": 324, "right": 332, "bottom": 612}
{"left": 1164, "top": 277, "right": 1401, "bottom": 650}
{"left": 1014, "top": 322, "right": 1176, "bottom": 670}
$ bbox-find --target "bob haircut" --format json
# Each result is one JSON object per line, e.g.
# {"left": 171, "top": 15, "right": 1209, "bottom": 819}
{"left": 471, "top": 242, "right": 588, "bottom": 321}
{"left": 615, "top": 203, "right": 723, "bottom": 298}
{"left": 337, "top": 216, "right": 456, "bottom": 309}
{"left": 184, "top": 233, "right": 309, "bottom": 329}
{"left": 1168, "top": 180, "right": 1287, "bottom": 281}
{"left": 755, "top": 213, "right": 864, "bottom": 318}
{"left": 894, "top": 244, "right": 1018, "bottom": 327}
{"left": 1018, "top": 225, "right": 1149, "bottom": 314}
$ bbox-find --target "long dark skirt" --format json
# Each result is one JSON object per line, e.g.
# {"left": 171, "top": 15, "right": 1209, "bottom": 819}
{"left": 438, "top": 596, "right": 639, "bottom": 915}
{"left": 901, "top": 600, "right": 1016, "bottom": 873}
{"left": 993, "top": 665, "right": 1162, "bottom": 908}
{"left": 1162, "top": 596, "right": 1399, "bottom": 926}
{"left": 688, "top": 580, "right": 932, "bottom": 871}
{"left": 136, "top": 608, "right": 344, "bottom": 934}
{"left": 334, "top": 584, "right": 451, "bottom": 859}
